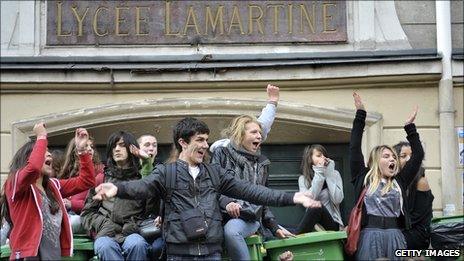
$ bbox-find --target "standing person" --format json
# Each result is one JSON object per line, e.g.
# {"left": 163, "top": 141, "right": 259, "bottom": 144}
{"left": 80, "top": 131, "right": 154, "bottom": 261}
{"left": 296, "top": 144, "right": 344, "bottom": 233}
{"left": 59, "top": 136, "right": 105, "bottom": 234}
{"left": 393, "top": 141, "right": 434, "bottom": 250}
{"left": 0, "top": 123, "right": 96, "bottom": 260}
{"left": 350, "top": 92, "right": 424, "bottom": 260}
{"left": 211, "top": 114, "right": 294, "bottom": 261}
{"left": 92, "top": 117, "right": 320, "bottom": 261}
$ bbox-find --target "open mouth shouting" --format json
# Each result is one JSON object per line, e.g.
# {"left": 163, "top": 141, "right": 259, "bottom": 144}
{"left": 388, "top": 162, "right": 395, "bottom": 171}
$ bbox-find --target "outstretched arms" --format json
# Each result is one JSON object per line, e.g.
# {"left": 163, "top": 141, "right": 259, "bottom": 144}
{"left": 350, "top": 92, "right": 368, "bottom": 180}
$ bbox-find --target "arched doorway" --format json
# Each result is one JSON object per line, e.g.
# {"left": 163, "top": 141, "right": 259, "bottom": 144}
{"left": 11, "top": 98, "right": 382, "bottom": 225}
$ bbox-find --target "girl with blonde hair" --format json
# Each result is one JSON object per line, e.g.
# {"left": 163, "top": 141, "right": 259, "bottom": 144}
{"left": 212, "top": 113, "right": 312, "bottom": 260}
{"left": 350, "top": 93, "right": 424, "bottom": 260}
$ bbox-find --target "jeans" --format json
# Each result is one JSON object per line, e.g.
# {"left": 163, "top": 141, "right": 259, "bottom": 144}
{"left": 151, "top": 237, "right": 165, "bottom": 260}
{"left": 167, "top": 252, "right": 221, "bottom": 261}
{"left": 223, "top": 218, "right": 260, "bottom": 261}
{"left": 94, "top": 233, "right": 149, "bottom": 261}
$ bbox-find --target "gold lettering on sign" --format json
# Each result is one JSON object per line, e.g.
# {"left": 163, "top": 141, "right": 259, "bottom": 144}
{"left": 71, "top": 6, "right": 89, "bottom": 36}
{"left": 183, "top": 6, "right": 201, "bottom": 35}
{"left": 323, "top": 3, "right": 337, "bottom": 33}
{"left": 56, "top": 2, "right": 71, "bottom": 36}
{"left": 267, "top": 4, "right": 284, "bottom": 34}
{"left": 165, "top": 1, "right": 179, "bottom": 36}
{"left": 136, "top": 6, "right": 150, "bottom": 35}
{"left": 288, "top": 4, "right": 293, "bottom": 34}
{"left": 248, "top": 5, "right": 264, "bottom": 35}
{"left": 93, "top": 7, "right": 108, "bottom": 36}
{"left": 205, "top": 5, "right": 224, "bottom": 35}
{"left": 228, "top": 5, "right": 245, "bottom": 35}
{"left": 115, "top": 7, "right": 130, "bottom": 36}
{"left": 300, "top": 3, "right": 316, "bottom": 33}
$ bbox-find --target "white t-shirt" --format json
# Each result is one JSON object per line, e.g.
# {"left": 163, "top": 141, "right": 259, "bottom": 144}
{"left": 189, "top": 165, "right": 200, "bottom": 180}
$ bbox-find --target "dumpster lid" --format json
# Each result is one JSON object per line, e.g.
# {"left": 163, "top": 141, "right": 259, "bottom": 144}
{"left": 245, "top": 235, "right": 263, "bottom": 245}
{"left": 431, "top": 215, "right": 464, "bottom": 224}
{"left": 264, "top": 231, "right": 347, "bottom": 249}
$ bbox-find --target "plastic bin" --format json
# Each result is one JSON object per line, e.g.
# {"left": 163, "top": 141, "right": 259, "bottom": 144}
{"left": 0, "top": 235, "right": 95, "bottom": 261}
{"left": 222, "top": 234, "right": 266, "bottom": 261}
{"left": 263, "top": 231, "right": 346, "bottom": 261}
{"left": 245, "top": 235, "right": 266, "bottom": 261}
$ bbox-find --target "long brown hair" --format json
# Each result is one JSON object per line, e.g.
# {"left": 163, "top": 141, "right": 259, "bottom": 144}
{"left": 301, "top": 144, "right": 328, "bottom": 188}
{"left": 59, "top": 136, "right": 100, "bottom": 179}
{"left": 1, "top": 140, "right": 59, "bottom": 226}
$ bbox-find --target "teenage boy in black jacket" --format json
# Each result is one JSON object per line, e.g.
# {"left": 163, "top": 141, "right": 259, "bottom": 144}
{"left": 93, "top": 117, "right": 320, "bottom": 260}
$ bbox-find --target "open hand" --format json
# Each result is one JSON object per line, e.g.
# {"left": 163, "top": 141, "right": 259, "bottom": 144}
{"left": 405, "top": 105, "right": 418, "bottom": 125}
{"left": 267, "top": 84, "right": 280, "bottom": 104}
{"left": 353, "top": 92, "right": 365, "bottom": 111}
{"left": 275, "top": 227, "right": 295, "bottom": 239}
{"left": 129, "top": 144, "right": 149, "bottom": 160}
{"left": 33, "top": 122, "right": 47, "bottom": 137}
{"left": 293, "top": 192, "right": 322, "bottom": 208}
{"left": 225, "top": 202, "right": 241, "bottom": 218}
{"left": 154, "top": 216, "right": 162, "bottom": 227}
{"left": 93, "top": 183, "right": 118, "bottom": 201}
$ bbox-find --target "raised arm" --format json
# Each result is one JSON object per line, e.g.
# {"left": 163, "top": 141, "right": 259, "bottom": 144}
{"left": 397, "top": 107, "right": 425, "bottom": 188}
{"left": 129, "top": 144, "right": 154, "bottom": 177}
{"left": 59, "top": 128, "right": 96, "bottom": 197}
{"left": 11, "top": 122, "right": 48, "bottom": 199}
{"left": 258, "top": 84, "right": 279, "bottom": 140}
{"left": 350, "top": 92, "right": 368, "bottom": 180}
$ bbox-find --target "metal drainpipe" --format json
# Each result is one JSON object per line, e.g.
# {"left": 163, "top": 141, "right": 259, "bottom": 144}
{"left": 436, "top": 1, "right": 459, "bottom": 216}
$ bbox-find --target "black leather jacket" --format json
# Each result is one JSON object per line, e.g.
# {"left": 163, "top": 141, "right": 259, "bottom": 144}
{"left": 212, "top": 145, "right": 280, "bottom": 234}
{"left": 116, "top": 160, "right": 294, "bottom": 256}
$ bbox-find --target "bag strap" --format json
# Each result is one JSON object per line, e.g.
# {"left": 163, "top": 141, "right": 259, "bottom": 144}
{"left": 204, "top": 164, "right": 219, "bottom": 190}
{"left": 165, "top": 162, "right": 177, "bottom": 204}
{"left": 355, "top": 187, "right": 368, "bottom": 210}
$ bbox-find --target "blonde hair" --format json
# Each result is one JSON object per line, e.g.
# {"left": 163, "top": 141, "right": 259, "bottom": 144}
{"left": 222, "top": 115, "right": 262, "bottom": 147}
{"left": 364, "top": 145, "right": 399, "bottom": 195}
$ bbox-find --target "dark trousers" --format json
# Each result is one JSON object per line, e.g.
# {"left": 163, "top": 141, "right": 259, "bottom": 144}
{"left": 296, "top": 205, "right": 339, "bottom": 233}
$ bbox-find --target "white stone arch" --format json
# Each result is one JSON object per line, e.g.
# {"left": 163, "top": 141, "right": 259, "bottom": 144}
{"left": 11, "top": 98, "right": 382, "bottom": 153}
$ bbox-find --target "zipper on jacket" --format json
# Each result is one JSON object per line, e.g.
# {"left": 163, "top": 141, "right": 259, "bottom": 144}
{"left": 193, "top": 179, "right": 201, "bottom": 255}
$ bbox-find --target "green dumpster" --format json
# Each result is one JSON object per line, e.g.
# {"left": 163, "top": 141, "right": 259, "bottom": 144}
{"left": 0, "top": 235, "right": 95, "bottom": 261}
{"left": 245, "top": 235, "right": 266, "bottom": 261}
{"left": 263, "top": 231, "right": 346, "bottom": 261}
{"left": 222, "top": 234, "right": 266, "bottom": 261}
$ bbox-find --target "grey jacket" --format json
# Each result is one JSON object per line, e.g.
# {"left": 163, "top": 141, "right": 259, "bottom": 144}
{"left": 298, "top": 160, "right": 344, "bottom": 227}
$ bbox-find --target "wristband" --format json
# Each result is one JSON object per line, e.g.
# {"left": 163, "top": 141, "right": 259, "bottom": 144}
{"left": 268, "top": 101, "right": 278, "bottom": 107}
{"left": 37, "top": 135, "right": 47, "bottom": 140}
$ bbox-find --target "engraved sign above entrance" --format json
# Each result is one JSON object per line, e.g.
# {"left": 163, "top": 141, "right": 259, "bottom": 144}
{"left": 47, "top": 1, "right": 347, "bottom": 45}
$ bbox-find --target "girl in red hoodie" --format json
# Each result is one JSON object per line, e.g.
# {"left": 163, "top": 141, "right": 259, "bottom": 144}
{"left": 0, "top": 122, "right": 96, "bottom": 260}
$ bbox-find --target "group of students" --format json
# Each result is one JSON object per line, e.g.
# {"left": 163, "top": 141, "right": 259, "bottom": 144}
{"left": 0, "top": 86, "right": 434, "bottom": 261}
